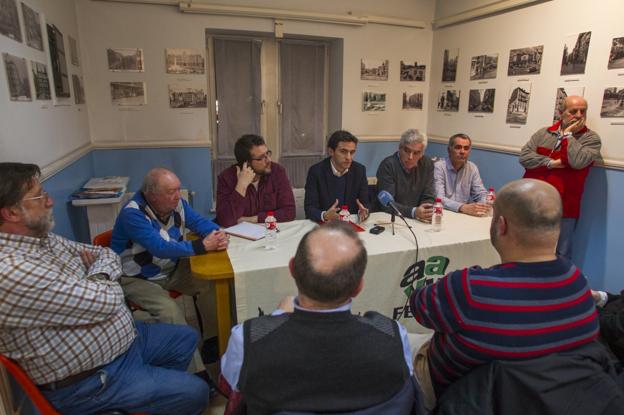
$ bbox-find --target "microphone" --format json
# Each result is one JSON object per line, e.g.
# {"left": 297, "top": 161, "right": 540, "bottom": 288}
{"left": 377, "top": 190, "right": 404, "bottom": 219}
{"left": 377, "top": 190, "right": 420, "bottom": 322}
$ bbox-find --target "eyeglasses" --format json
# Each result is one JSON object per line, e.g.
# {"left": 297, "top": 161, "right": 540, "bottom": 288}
{"left": 250, "top": 150, "right": 272, "bottom": 162}
{"left": 22, "top": 191, "right": 49, "bottom": 203}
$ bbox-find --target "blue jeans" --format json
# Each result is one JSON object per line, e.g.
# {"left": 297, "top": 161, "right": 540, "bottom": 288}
{"left": 557, "top": 217, "right": 577, "bottom": 260}
{"left": 43, "top": 322, "right": 209, "bottom": 415}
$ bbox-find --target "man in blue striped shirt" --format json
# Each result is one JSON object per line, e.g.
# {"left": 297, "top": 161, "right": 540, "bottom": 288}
{"left": 410, "top": 178, "right": 599, "bottom": 409}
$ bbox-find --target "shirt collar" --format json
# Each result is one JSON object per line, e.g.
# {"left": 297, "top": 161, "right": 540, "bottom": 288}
{"left": 330, "top": 159, "right": 349, "bottom": 177}
{"left": 293, "top": 296, "right": 353, "bottom": 313}
{"left": 0, "top": 231, "right": 50, "bottom": 251}
{"left": 444, "top": 157, "right": 465, "bottom": 173}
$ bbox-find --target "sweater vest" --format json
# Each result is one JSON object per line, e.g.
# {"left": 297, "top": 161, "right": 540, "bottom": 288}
{"left": 238, "top": 309, "right": 410, "bottom": 414}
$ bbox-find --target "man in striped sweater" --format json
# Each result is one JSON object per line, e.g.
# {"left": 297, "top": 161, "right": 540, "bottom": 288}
{"left": 410, "top": 178, "right": 599, "bottom": 409}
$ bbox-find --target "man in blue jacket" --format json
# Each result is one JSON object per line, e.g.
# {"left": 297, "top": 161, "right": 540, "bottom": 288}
{"left": 112, "top": 167, "right": 228, "bottom": 374}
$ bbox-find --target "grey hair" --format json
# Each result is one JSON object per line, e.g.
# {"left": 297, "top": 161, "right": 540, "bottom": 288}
{"left": 399, "top": 129, "right": 427, "bottom": 148}
{"left": 140, "top": 167, "right": 170, "bottom": 194}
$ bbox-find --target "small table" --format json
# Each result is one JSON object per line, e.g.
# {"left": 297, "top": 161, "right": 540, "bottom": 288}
{"left": 190, "top": 250, "right": 235, "bottom": 356}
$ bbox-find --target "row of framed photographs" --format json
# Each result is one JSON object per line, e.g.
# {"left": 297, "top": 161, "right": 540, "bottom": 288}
{"left": 435, "top": 85, "right": 624, "bottom": 125}
{"left": 3, "top": 52, "right": 84, "bottom": 104}
{"left": 441, "top": 32, "right": 623, "bottom": 82}
{"left": 108, "top": 81, "right": 207, "bottom": 109}
{"left": 360, "top": 59, "right": 426, "bottom": 82}
{"left": 106, "top": 47, "right": 205, "bottom": 75}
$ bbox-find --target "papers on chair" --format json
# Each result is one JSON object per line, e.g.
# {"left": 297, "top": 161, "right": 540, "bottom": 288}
{"left": 224, "top": 222, "right": 267, "bottom": 241}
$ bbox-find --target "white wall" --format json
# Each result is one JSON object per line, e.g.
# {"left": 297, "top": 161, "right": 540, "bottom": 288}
{"left": 0, "top": 0, "right": 90, "bottom": 175}
{"left": 75, "top": 0, "right": 435, "bottom": 144}
{"left": 427, "top": 0, "right": 624, "bottom": 166}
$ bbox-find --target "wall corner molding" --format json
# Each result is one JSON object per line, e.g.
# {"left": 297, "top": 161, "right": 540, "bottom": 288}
{"left": 433, "top": 0, "right": 551, "bottom": 29}
{"left": 41, "top": 143, "right": 94, "bottom": 180}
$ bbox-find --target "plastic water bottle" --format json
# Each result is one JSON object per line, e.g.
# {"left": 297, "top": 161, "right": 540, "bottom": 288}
{"left": 486, "top": 187, "right": 496, "bottom": 216}
{"left": 431, "top": 198, "right": 443, "bottom": 232}
{"left": 264, "top": 211, "right": 277, "bottom": 250}
{"left": 339, "top": 205, "right": 350, "bottom": 222}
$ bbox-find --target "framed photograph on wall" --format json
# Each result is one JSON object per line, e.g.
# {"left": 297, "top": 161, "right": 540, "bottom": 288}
{"left": 110, "top": 81, "right": 146, "bottom": 106}
{"left": 362, "top": 91, "right": 386, "bottom": 111}
{"left": 47, "top": 23, "right": 71, "bottom": 100}
{"left": 168, "top": 82, "right": 207, "bottom": 108}
{"left": 600, "top": 87, "right": 624, "bottom": 118}
{"left": 360, "top": 59, "right": 388, "bottom": 81}
{"left": 506, "top": 84, "right": 531, "bottom": 124}
{"left": 400, "top": 60, "right": 425, "bottom": 81}
{"left": 69, "top": 36, "right": 80, "bottom": 66}
{"left": 31, "top": 60, "right": 51, "bottom": 100}
{"left": 166, "top": 48, "right": 205, "bottom": 74}
{"left": 3, "top": 53, "right": 31, "bottom": 101}
{"left": 436, "top": 89, "right": 460, "bottom": 112}
{"left": 468, "top": 89, "right": 495, "bottom": 113}
{"left": 72, "top": 74, "right": 85, "bottom": 104}
{"left": 107, "top": 48, "right": 144, "bottom": 72}
{"left": 442, "top": 48, "right": 458, "bottom": 82}
{"left": 470, "top": 54, "right": 498, "bottom": 80}
{"left": 0, "top": 0, "right": 22, "bottom": 43}
{"left": 553, "top": 86, "right": 584, "bottom": 123}
{"left": 21, "top": 2, "right": 43, "bottom": 51}
{"left": 608, "top": 37, "right": 624, "bottom": 70}
{"left": 507, "top": 45, "right": 543, "bottom": 76}
{"left": 560, "top": 32, "right": 591, "bottom": 75}
{"left": 402, "top": 91, "right": 423, "bottom": 110}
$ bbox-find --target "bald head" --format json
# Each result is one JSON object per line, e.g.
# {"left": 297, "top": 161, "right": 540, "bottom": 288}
{"left": 560, "top": 95, "right": 587, "bottom": 113}
{"left": 141, "top": 168, "right": 182, "bottom": 215}
{"left": 292, "top": 221, "right": 367, "bottom": 305}
{"left": 493, "top": 179, "right": 561, "bottom": 248}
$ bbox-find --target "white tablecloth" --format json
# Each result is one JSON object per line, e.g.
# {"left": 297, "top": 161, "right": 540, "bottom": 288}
{"left": 227, "top": 211, "right": 500, "bottom": 333}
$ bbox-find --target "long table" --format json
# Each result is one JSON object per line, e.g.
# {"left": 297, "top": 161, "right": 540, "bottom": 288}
{"left": 226, "top": 211, "right": 500, "bottom": 334}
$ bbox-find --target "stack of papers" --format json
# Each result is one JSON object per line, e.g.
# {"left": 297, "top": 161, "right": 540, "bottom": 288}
{"left": 72, "top": 176, "right": 129, "bottom": 200}
{"left": 224, "top": 222, "right": 267, "bottom": 240}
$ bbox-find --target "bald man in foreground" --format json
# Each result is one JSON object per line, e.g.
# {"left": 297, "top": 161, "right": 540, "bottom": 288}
{"left": 520, "top": 95, "right": 601, "bottom": 259}
{"left": 112, "top": 167, "right": 228, "bottom": 376}
{"left": 220, "top": 221, "right": 424, "bottom": 414}
{"left": 410, "top": 179, "right": 600, "bottom": 409}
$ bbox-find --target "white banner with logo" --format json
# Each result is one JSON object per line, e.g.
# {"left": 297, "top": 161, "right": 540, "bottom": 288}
{"left": 228, "top": 211, "right": 500, "bottom": 333}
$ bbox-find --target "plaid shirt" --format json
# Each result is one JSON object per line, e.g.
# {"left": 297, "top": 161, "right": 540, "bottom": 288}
{"left": 0, "top": 232, "right": 136, "bottom": 385}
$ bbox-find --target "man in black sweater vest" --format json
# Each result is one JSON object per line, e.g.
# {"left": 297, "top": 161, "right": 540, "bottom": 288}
{"left": 219, "top": 221, "right": 424, "bottom": 415}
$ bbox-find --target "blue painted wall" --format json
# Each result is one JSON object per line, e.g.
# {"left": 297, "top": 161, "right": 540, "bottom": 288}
{"left": 46, "top": 142, "right": 621, "bottom": 291}
{"left": 92, "top": 147, "right": 214, "bottom": 218}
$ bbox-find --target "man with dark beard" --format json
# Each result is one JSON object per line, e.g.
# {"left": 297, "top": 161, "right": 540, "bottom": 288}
{"left": 0, "top": 163, "right": 209, "bottom": 415}
{"left": 519, "top": 96, "right": 601, "bottom": 259}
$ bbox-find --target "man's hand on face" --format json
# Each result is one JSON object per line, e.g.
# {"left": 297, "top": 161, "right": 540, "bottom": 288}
{"left": 235, "top": 162, "right": 256, "bottom": 196}
{"left": 563, "top": 117, "right": 585, "bottom": 135}
{"left": 202, "top": 230, "right": 230, "bottom": 252}
{"left": 323, "top": 199, "right": 341, "bottom": 221}
{"left": 459, "top": 203, "right": 490, "bottom": 217}
{"left": 415, "top": 203, "right": 434, "bottom": 222}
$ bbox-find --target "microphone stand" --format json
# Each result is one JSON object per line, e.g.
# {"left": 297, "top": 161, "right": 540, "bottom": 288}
{"left": 391, "top": 212, "right": 395, "bottom": 235}
{"left": 386, "top": 204, "right": 420, "bottom": 322}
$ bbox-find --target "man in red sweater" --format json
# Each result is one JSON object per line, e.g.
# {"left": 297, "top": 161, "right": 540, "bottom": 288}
{"left": 519, "top": 95, "right": 601, "bottom": 259}
{"left": 216, "top": 134, "right": 295, "bottom": 227}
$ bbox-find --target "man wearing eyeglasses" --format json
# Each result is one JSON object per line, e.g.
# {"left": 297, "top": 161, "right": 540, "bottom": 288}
{"left": 216, "top": 134, "right": 295, "bottom": 227}
{"left": 520, "top": 95, "right": 602, "bottom": 259}
{"left": 376, "top": 129, "right": 435, "bottom": 222}
{"left": 0, "top": 163, "right": 209, "bottom": 415}
{"left": 433, "top": 133, "right": 489, "bottom": 217}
